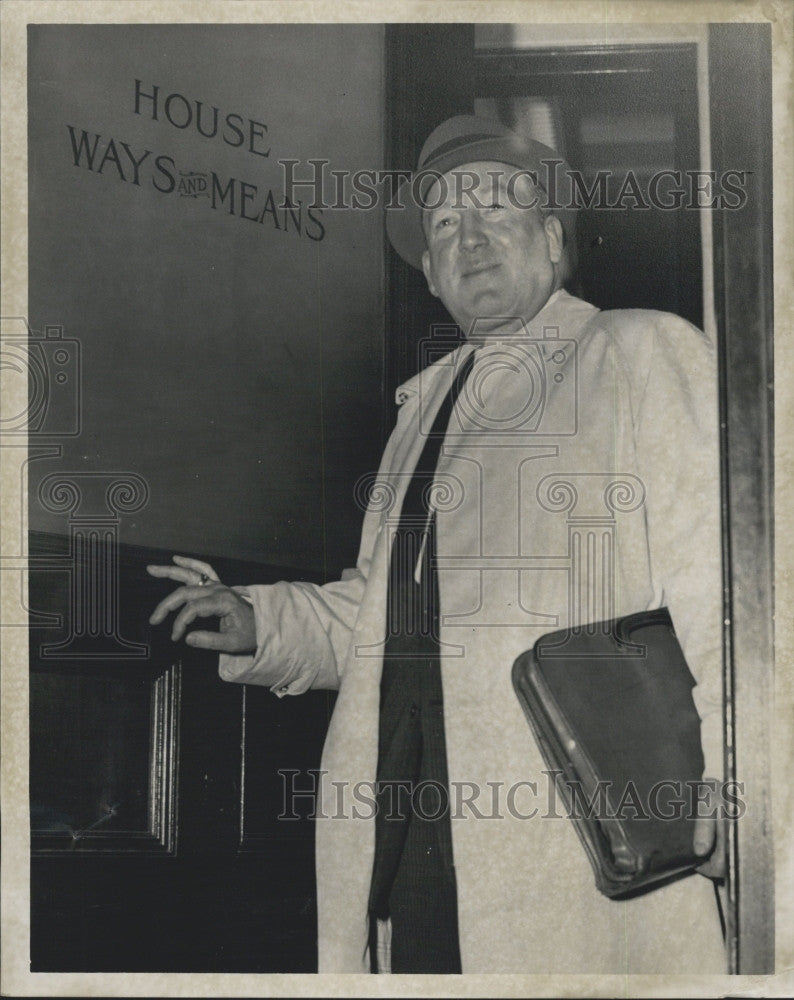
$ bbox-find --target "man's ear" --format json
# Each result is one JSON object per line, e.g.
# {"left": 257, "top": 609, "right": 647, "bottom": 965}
{"left": 544, "top": 215, "right": 565, "bottom": 264}
{"left": 422, "top": 250, "right": 439, "bottom": 298}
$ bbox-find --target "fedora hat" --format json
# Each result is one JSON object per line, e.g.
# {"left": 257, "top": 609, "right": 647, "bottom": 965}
{"left": 385, "top": 114, "right": 578, "bottom": 270}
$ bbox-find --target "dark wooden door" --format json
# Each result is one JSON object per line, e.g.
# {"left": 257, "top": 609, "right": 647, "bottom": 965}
{"left": 29, "top": 530, "right": 334, "bottom": 972}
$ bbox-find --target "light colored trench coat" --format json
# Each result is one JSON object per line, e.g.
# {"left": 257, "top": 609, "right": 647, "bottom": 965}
{"left": 220, "top": 290, "right": 726, "bottom": 973}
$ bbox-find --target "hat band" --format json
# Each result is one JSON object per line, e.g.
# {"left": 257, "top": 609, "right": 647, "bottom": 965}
{"left": 421, "top": 132, "right": 505, "bottom": 169}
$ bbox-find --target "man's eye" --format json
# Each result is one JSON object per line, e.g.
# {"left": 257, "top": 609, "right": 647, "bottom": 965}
{"left": 435, "top": 216, "right": 454, "bottom": 229}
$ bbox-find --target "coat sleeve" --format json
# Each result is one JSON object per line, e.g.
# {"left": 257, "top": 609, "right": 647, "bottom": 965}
{"left": 217, "top": 572, "right": 367, "bottom": 695}
{"left": 623, "top": 313, "right": 724, "bottom": 781}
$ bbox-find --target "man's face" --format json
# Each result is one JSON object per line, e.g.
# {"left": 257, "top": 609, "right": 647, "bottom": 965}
{"left": 421, "top": 161, "right": 564, "bottom": 338}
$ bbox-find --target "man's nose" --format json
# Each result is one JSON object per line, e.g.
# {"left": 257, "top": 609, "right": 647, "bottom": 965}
{"left": 458, "top": 211, "right": 488, "bottom": 251}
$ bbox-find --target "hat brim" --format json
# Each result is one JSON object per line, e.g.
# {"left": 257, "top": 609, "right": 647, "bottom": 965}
{"left": 385, "top": 136, "right": 577, "bottom": 271}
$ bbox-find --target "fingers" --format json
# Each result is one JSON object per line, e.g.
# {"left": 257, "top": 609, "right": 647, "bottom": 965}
{"left": 171, "top": 591, "right": 229, "bottom": 641}
{"left": 696, "top": 845, "right": 727, "bottom": 879}
{"left": 705, "top": 827, "right": 727, "bottom": 878}
{"left": 693, "top": 814, "right": 716, "bottom": 857}
{"left": 149, "top": 584, "right": 212, "bottom": 625}
{"left": 172, "top": 554, "right": 221, "bottom": 582}
{"left": 694, "top": 782, "right": 728, "bottom": 879}
{"left": 146, "top": 565, "right": 198, "bottom": 585}
{"left": 692, "top": 780, "right": 728, "bottom": 879}
{"left": 185, "top": 630, "right": 238, "bottom": 651}
{"left": 147, "top": 555, "right": 221, "bottom": 587}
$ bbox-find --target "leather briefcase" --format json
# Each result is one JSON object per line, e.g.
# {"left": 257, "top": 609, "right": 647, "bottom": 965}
{"left": 511, "top": 607, "right": 707, "bottom": 898}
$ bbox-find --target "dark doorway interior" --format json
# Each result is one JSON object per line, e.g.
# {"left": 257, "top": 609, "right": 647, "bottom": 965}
{"left": 475, "top": 44, "right": 703, "bottom": 328}
{"left": 478, "top": 44, "right": 703, "bottom": 330}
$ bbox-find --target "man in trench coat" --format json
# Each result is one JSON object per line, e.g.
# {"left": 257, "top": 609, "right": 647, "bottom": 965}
{"left": 149, "top": 115, "right": 727, "bottom": 974}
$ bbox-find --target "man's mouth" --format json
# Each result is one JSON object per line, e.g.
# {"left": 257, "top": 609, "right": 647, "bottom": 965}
{"left": 461, "top": 260, "right": 501, "bottom": 278}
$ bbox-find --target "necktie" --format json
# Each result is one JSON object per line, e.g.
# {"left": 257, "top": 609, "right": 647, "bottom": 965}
{"left": 368, "top": 347, "right": 476, "bottom": 973}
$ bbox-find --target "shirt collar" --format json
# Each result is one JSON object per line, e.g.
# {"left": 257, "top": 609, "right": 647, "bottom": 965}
{"left": 393, "top": 289, "right": 582, "bottom": 405}
{"left": 394, "top": 341, "right": 476, "bottom": 405}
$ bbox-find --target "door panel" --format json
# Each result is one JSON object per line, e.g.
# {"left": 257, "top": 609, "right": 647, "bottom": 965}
{"left": 29, "top": 530, "right": 334, "bottom": 971}
{"left": 31, "top": 661, "right": 177, "bottom": 852}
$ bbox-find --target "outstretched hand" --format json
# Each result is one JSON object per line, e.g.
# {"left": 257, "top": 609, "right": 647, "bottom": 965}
{"left": 147, "top": 555, "right": 256, "bottom": 653}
